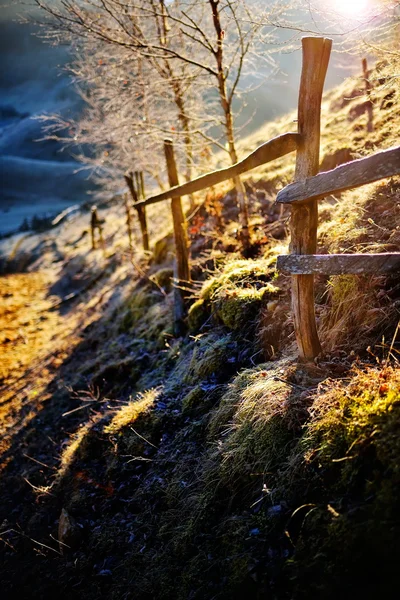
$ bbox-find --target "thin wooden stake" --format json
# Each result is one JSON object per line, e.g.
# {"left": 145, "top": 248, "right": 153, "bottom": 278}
{"left": 124, "top": 172, "right": 149, "bottom": 252}
{"left": 291, "top": 37, "right": 332, "bottom": 362}
{"left": 137, "top": 171, "right": 150, "bottom": 250}
{"left": 164, "top": 139, "right": 190, "bottom": 334}
{"left": 139, "top": 171, "right": 146, "bottom": 201}
{"left": 136, "top": 205, "right": 149, "bottom": 252}
{"left": 90, "top": 205, "right": 104, "bottom": 251}
{"left": 90, "top": 206, "right": 97, "bottom": 250}
{"left": 362, "top": 57, "right": 373, "bottom": 133}
{"left": 134, "top": 171, "right": 141, "bottom": 198}
{"left": 123, "top": 193, "right": 133, "bottom": 253}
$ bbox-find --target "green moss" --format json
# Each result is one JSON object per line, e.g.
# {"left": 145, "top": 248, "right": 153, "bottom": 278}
{"left": 185, "top": 335, "right": 233, "bottom": 383}
{"left": 119, "top": 285, "right": 162, "bottom": 332}
{"left": 209, "top": 359, "right": 300, "bottom": 488}
{"left": 301, "top": 366, "right": 400, "bottom": 470}
{"left": 134, "top": 300, "right": 173, "bottom": 345}
{"left": 200, "top": 259, "right": 275, "bottom": 300}
{"left": 194, "top": 258, "right": 280, "bottom": 331}
{"left": 215, "top": 284, "right": 277, "bottom": 331}
{"left": 200, "top": 276, "right": 220, "bottom": 303}
{"left": 153, "top": 234, "right": 173, "bottom": 264}
{"left": 187, "top": 298, "right": 209, "bottom": 332}
{"left": 182, "top": 385, "right": 206, "bottom": 414}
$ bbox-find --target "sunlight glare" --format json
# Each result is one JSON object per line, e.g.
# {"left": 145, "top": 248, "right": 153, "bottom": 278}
{"left": 333, "top": 0, "right": 369, "bottom": 16}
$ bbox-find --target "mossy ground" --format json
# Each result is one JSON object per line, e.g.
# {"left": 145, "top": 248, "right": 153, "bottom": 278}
{"left": 1, "top": 65, "right": 400, "bottom": 599}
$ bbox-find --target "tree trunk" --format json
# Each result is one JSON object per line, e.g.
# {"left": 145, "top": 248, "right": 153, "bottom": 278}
{"left": 208, "top": 0, "right": 250, "bottom": 249}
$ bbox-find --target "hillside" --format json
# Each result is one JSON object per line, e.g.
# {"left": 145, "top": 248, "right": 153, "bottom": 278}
{"left": 0, "top": 63, "right": 400, "bottom": 600}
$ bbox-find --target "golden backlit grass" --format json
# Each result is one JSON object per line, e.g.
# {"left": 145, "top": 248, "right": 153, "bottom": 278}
{"left": 104, "top": 388, "right": 161, "bottom": 434}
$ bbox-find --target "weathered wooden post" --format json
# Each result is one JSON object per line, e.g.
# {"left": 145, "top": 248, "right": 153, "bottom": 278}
{"left": 124, "top": 172, "right": 150, "bottom": 252}
{"left": 139, "top": 171, "right": 146, "bottom": 203}
{"left": 134, "top": 170, "right": 150, "bottom": 252}
{"left": 90, "top": 205, "right": 104, "bottom": 251}
{"left": 134, "top": 171, "right": 141, "bottom": 197}
{"left": 362, "top": 57, "right": 373, "bottom": 133}
{"left": 123, "top": 193, "right": 133, "bottom": 253}
{"left": 164, "top": 138, "right": 190, "bottom": 332}
{"left": 290, "top": 37, "right": 332, "bottom": 361}
{"left": 90, "top": 206, "right": 97, "bottom": 250}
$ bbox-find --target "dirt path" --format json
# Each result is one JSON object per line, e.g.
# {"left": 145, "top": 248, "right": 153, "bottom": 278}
{"left": 0, "top": 271, "right": 72, "bottom": 456}
{"left": 0, "top": 272, "right": 60, "bottom": 385}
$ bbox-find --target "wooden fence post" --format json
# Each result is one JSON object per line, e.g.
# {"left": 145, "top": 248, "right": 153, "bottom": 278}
{"left": 362, "top": 57, "right": 373, "bottom": 133}
{"left": 90, "top": 205, "right": 104, "bottom": 250}
{"left": 123, "top": 193, "right": 133, "bottom": 253}
{"left": 290, "top": 37, "right": 332, "bottom": 361}
{"left": 90, "top": 206, "right": 97, "bottom": 250}
{"left": 124, "top": 172, "right": 150, "bottom": 252}
{"left": 164, "top": 139, "right": 190, "bottom": 332}
{"left": 139, "top": 171, "right": 146, "bottom": 202}
{"left": 135, "top": 170, "right": 150, "bottom": 252}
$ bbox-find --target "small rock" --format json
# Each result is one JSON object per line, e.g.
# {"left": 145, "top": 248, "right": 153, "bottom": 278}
{"left": 58, "top": 508, "right": 81, "bottom": 553}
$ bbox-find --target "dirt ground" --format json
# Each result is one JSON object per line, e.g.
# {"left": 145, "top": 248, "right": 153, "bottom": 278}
{"left": 0, "top": 204, "right": 135, "bottom": 464}
{"left": 0, "top": 271, "right": 69, "bottom": 455}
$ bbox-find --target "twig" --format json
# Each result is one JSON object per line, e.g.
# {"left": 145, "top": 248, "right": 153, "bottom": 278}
{"left": 23, "top": 454, "right": 56, "bottom": 470}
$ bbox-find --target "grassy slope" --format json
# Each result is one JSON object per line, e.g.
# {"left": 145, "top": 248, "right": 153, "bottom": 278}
{"left": 0, "top": 65, "right": 400, "bottom": 599}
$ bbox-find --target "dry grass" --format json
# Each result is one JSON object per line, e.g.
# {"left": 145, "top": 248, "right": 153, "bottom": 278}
{"left": 104, "top": 388, "right": 161, "bottom": 434}
{"left": 208, "top": 358, "right": 306, "bottom": 489}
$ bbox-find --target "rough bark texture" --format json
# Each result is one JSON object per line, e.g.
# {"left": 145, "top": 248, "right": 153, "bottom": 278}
{"left": 124, "top": 172, "right": 149, "bottom": 252}
{"left": 135, "top": 206, "right": 150, "bottom": 252}
{"left": 164, "top": 139, "right": 190, "bottom": 333}
{"left": 124, "top": 194, "right": 133, "bottom": 253}
{"left": 135, "top": 133, "right": 300, "bottom": 208}
{"left": 277, "top": 253, "right": 400, "bottom": 275}
{"left": 363, "top": 57, "right": 374, "bottom": 133}
{"left": 90, "top": 206, "right": 104, "bottom": 251}
{"left": 277, "top": 145, "right": 400, "bottom": 205}
{"left": 290, "top": 36, "right": 332, "bottom": 362}
{"left": 208, "top": 0, "right": 250, "bottom": 248}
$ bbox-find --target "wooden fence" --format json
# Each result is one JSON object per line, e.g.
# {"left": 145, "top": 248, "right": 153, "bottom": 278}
{"left": 124, "top": 36, "right": 400, "bottom": 360}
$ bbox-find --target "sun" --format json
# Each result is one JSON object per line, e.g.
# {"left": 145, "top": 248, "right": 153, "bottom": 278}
{"left": 333, "top": 0, "right": 370, "bottom": 16}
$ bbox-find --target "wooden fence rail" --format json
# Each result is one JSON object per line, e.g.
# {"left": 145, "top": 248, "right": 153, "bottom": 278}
{"left": 277, "top": 253, "right": 400, "bottom": 275}
{"left": 122, "top": 36, "right": 400, "bottom": 355}
{"left": 133, "top": 132, "right": 300, "bottom": 210}
{"left": 277, "top": 145, "right": 400, "bottom": 205}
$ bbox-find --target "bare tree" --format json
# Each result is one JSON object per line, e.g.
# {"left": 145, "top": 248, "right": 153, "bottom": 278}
{"left": 32, "top": 0, "right": 284, "bottom": 246}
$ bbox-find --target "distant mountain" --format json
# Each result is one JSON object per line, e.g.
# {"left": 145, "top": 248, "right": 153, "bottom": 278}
{"left": 0, "top": 1, "right": 94, "bottom": 234}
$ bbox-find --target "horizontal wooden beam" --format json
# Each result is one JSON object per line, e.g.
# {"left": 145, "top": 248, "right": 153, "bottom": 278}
{"left": 277, "top": 253, "right": 400, "bottom": 275}
{"left": 276, "top": 145, "right": 400, "bottom": 204}
{"left": 134, "top": 132, "right": 300, "bottom": 208}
